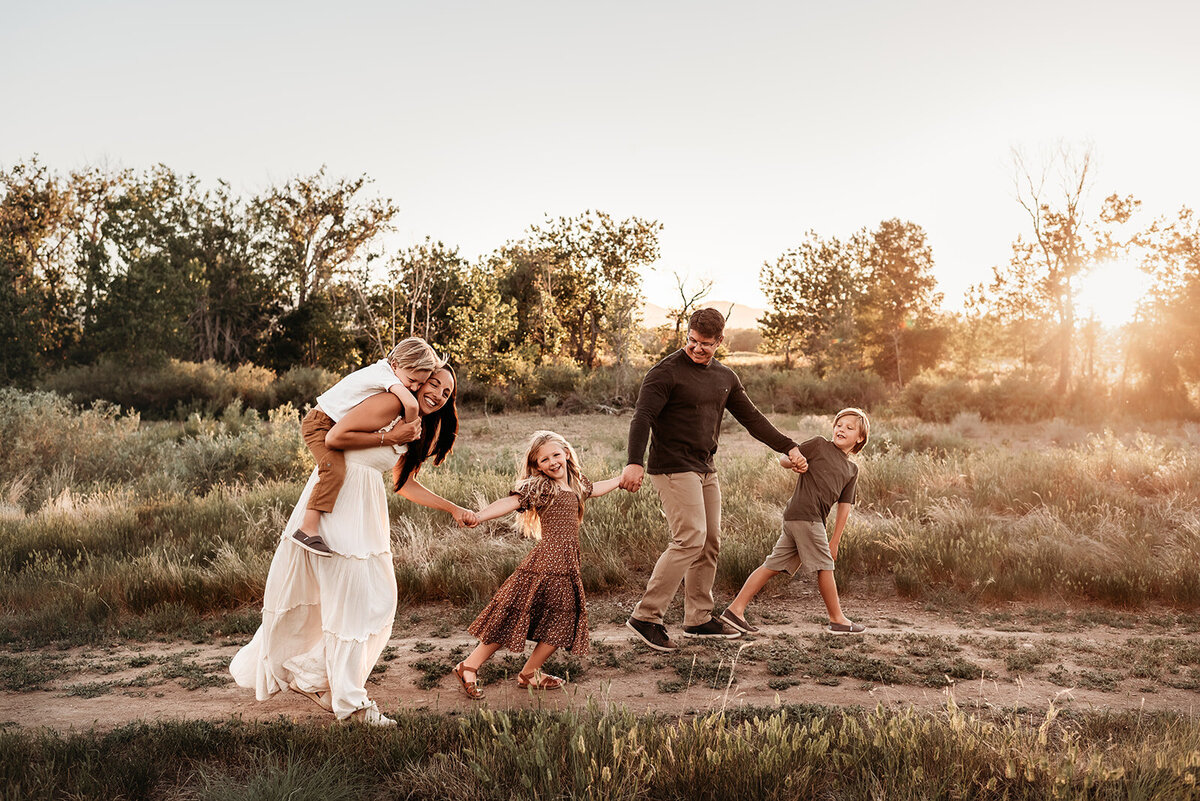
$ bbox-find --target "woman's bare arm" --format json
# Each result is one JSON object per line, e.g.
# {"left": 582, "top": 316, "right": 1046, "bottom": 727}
{"left": 326, "top": 393, "right": 421, "bottom": 450}
{"left": 398, "top": 474, "right": 475, "bottom": 526}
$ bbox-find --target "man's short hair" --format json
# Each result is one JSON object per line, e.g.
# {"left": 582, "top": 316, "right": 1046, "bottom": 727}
{"left": 688, "top": 308, "right": 725, "bottom": 339}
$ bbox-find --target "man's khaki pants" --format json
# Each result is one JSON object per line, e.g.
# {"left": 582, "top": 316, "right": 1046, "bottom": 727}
{"left": 631, "top": 471, "right": 721, "bottom": 628}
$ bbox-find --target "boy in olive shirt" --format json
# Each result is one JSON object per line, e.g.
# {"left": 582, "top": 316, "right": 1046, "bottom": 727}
{"left": 719, "top": 408, "right": 870, "bottom": 635}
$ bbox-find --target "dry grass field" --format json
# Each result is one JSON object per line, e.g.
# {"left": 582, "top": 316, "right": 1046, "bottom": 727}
{"left": 3, "top": 393, "right": 1200, "bottom": 798}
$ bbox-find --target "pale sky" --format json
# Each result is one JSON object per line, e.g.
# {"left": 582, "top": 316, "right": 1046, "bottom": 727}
{"left": 3, "top": 1, "right": 1197, "bottom": 315}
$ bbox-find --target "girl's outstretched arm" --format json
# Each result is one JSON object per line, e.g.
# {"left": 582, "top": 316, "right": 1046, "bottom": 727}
{"left": 589, "top": 477, "right": 622, "bottom": 498}
{"left": 474, "top": 494, "right": 521, "bottom": 525}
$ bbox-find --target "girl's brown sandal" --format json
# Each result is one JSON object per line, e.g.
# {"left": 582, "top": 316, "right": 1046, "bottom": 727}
{"left": 517, "top": 670, "right": 565, "bottom": 690}
{"left": 452, "top": 662, "right": 484, "bottom": 699}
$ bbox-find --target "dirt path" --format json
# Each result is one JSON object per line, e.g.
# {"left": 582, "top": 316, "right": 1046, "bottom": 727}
{"left": 5, "top": 589, "right": 1200, "bottom": 732}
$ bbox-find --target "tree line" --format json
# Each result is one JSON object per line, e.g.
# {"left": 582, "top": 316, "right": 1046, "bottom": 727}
{"left": 756, "top": 146, "right": 1199, "bottom": 416}
{"left": 0, "top": 158, "right": 660, "bottom": 386}
{"left": 3, "top": 149, "right": 1198, "bottom": 417}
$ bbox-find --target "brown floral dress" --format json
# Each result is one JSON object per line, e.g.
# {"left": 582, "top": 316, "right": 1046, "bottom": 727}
{"left": 468, "top": 476, "right": 592, "bottom": 654}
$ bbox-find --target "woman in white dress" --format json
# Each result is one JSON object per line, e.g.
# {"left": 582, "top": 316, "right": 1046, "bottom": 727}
{"left": 231, "top": 366, "right": 466, "bottom": 725}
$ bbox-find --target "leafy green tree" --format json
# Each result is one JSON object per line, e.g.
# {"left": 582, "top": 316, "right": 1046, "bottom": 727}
{"left": 983, "top": 244, "right": 1052, "bottom": 372}
{"left": 493, "top": 242, "right": 567, "bottom": 360}
{"left": 0, "top": 159, "right": 79, "bottom": 382}
{"left": 251, "top": 168, "right": 398, "bottom": 370}
{"left": 253, "top": 167, "right": 398, "bottom": 308}
{"left": 186, "top": 181, "right": 278, "bottom": 364}
{"left": 530, "top": 211, "right": 659, "bottom": 367}
{"left": 382, "top": 238, "right": 471, "bottom": 352}
{"left": 759, "top": 230, "right": 864, "bottom": 372}
{"left": 266, "top": 290, "right": 365, "bottom": 373}
{"left": 82, "top": 165, "right": 205, "bottom": 362}
{"left": 946, "top": 282, "right": 1005, "bottom": 377}
{"left": 857, "top": 219, "right": 945, "bottom": 384}
{"left": 68, "top": 165, "right": 124, "bottom": 347}
{"left": 1125, "top": 206, "right": 1200, "bottom": 414}
{"left": 495, "top": 211, "right": 660, "bottom": 367}
{"left": 444, "top": 263, "right": 520, "bottom": 383}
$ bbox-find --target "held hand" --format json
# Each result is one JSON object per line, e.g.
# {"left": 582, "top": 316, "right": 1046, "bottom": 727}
{"left": 787, "top": 447, "right": 808, "bottom": 473}
{"left": 829, "top": 540, "right": 839, "bottom": 561}
{"left": 451, "top": 506, "right": 477, "bottom": 527}
{"left": 385, "top": 417, "right": 422, "bottom": 446}
{"left": 619, "top": 463, "right": 644, "bottom": 492}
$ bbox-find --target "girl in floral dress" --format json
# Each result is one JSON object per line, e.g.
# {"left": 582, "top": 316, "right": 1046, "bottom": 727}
{"left": 451, "top": 430, "right": 621, "bottom": 698}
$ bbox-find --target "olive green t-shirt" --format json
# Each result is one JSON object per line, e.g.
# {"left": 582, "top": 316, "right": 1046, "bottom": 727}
{"left": 782, "top": 437, "right": 858, "bottom": 523}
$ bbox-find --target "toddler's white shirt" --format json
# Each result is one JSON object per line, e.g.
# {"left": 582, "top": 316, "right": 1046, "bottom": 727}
{"left": 315, "top": 360, "right": 410, "bottom": 455}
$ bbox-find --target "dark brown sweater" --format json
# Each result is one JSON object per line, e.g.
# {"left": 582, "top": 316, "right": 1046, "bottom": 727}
{"left": 627, "top": 349, "right": 797, "bottom": 474}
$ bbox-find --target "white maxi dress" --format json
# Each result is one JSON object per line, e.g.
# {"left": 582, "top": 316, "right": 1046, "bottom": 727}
{"left": 230, "top": 442, "right": 400, "bottom": 719}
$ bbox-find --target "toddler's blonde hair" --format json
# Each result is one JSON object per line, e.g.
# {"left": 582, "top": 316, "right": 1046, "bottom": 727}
{"left": 514, "top": 430, "right": 587, "bottom": 540}
{"left": 385, "top": 337, "right": 442, "bottom": 374}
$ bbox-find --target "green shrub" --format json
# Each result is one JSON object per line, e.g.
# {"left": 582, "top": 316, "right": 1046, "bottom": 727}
{"left": 39, "top": 358, "right": 277, "bottom": 418}
{"left": 532, "top": 360, "right": 583, "bottom": 401}
{"left": 270, "top": 365, "right": 340, "bottom": 409}
{"left": 739, "top": 368, "right": 885, "bottom": 415}
{"left": 975, "top": 375, "right": 1059, "bottom": 422}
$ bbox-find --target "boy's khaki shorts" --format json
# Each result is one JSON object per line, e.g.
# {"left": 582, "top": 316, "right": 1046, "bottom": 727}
{"left": 761, "top": 520, "right": 835, "bottom": 575}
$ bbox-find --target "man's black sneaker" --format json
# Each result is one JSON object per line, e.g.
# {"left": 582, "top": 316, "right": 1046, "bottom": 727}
{"left": 718, "top": 608, "right": 759, "bottom": 634}
{"left": 682, "top": 616, "right": 742, "bottom": 639}
{"left": 626, "top": 617, "right": 678, "bottom": 652}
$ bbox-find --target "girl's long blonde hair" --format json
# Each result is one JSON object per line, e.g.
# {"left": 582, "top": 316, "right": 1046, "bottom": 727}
{"left": 514, "top": 430, "right": 587, "bottom": 540}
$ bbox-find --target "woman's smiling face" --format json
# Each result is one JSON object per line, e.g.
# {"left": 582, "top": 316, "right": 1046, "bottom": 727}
{"left": 416, "top": 368, "right": 455, "bottom": 415}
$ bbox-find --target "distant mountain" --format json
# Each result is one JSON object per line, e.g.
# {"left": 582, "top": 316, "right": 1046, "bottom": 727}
{"left": 641, "top": 300, "right": 765, "bottom": 330}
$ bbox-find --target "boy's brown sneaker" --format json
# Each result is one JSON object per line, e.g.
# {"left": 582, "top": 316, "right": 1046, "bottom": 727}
{"left": 826, "top": 621, "right": 866, "bottom": 634}
{"left": 718, "top": 608, "right": 759, "bottom": 634}
{"left": 291, "top": 530, "right": 333, "bottom": 557}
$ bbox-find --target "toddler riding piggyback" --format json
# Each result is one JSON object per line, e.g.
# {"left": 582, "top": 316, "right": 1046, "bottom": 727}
{"left": 294, "top": 338, "right": 441, "bottom": 557}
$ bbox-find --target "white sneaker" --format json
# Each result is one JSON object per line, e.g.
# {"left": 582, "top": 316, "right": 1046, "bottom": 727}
{"left": 345, "top": 702, "right": 396, "bottom": 727}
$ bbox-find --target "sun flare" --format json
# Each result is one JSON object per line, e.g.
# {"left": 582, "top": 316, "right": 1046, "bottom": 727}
{"left": 1076, "top": 261, "right": 1151, "bottom": 327}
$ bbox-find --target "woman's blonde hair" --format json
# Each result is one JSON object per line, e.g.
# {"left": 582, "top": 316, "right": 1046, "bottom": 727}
{"left": 385, "top": 337, "right": 442, "bottom": 374}
{"left": 834, "top": 407, "right": 870, "bottom": 454}
{"left": 514, "top": 430, "right": 587, "bottom": 540}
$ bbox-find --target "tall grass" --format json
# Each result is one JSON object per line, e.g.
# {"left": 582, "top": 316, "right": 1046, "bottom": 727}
{"left": 2, "top": 389, "right": 1198, "bottom": 645}
{"left": 3, "top": 703, "right": 1200, "bottom": 800}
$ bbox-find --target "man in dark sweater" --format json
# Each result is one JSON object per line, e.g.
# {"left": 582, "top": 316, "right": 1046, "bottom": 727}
{"left": 621, "top": 308, "right": 806, "bottom": 651}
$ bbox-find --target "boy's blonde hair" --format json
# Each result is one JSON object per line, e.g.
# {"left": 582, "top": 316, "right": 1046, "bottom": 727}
{"left": 385, "top": 337, "right": 442, "bottom": 374}
{"left": 834, "top": 407, "right": 870, "bottom": 454}
{"left": 514, "top": 430, "right": 587, "bottom": 540}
